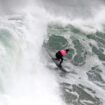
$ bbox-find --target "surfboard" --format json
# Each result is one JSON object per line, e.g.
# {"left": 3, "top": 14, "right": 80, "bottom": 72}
{"left": 43, "top": 44, "right": 69, "bottom": 73}
{"left": 51, "top": 57, "right": 69, "bottom": 73}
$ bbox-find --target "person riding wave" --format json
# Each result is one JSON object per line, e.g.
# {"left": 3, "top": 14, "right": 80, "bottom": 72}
{"left": 55, "top": 49, "right": 69, "bottom": 67}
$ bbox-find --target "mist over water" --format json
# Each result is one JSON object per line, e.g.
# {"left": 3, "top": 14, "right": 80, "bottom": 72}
{"left": 0, "top": 0, "right": 105, "bottom": 105}
{"left": 38, "top": 0, "right": 105, "bottom": 18}
{"left": 0, "top": 0, "right": 66, "bottom": 105}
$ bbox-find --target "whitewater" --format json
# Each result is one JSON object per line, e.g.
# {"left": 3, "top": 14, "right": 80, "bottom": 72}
{"left": 0, "top": 0, "right": 105, "bottom": 105}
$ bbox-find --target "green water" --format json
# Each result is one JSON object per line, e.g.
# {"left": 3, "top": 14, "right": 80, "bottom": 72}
{"left": 44, "top": 23, "right": 105, "bottom": 105}
{"left": 45, "top": 23, "right": 88, "bottom": 66}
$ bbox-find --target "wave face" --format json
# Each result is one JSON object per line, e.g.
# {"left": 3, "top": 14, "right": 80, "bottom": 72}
{"left": 0, "top": 0, "right": 105, "bottom": 105}
{"left": 45, "top": 23, "right": 105, "bottom": 105}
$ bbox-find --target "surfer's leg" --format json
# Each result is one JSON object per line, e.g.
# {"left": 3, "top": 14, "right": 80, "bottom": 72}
{"left": 55, "top": 53, "right": 61, "bottom": 61}
{"left": 59, "top": 57, "right": 63, "bottom": 67}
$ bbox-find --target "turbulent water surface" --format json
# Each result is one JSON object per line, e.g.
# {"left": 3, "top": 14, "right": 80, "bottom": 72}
{"left": 0, "top": 0, "right": 105, "bottom": 105}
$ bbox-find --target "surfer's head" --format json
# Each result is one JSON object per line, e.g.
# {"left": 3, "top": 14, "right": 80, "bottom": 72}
{"left": 66, "top": 49, "right": 69, "bottom": 52}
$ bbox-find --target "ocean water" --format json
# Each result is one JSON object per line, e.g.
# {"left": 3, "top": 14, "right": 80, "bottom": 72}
{"left": 0, "top": 0, "right": 105, "bottom": 105}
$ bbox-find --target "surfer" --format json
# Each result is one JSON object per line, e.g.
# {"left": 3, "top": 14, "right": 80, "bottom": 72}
{"left": 55, "top": 49, "right": 69, "bottom": 67}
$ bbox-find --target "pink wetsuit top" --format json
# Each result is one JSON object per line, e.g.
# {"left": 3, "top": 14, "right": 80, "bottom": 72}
{"left": 60, "top": 50, "right": 67, "bottom": 56}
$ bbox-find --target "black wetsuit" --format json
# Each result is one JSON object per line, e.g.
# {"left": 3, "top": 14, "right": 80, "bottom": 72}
{"left": 55, "top": 51, "right": 63, "bottom": 66}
